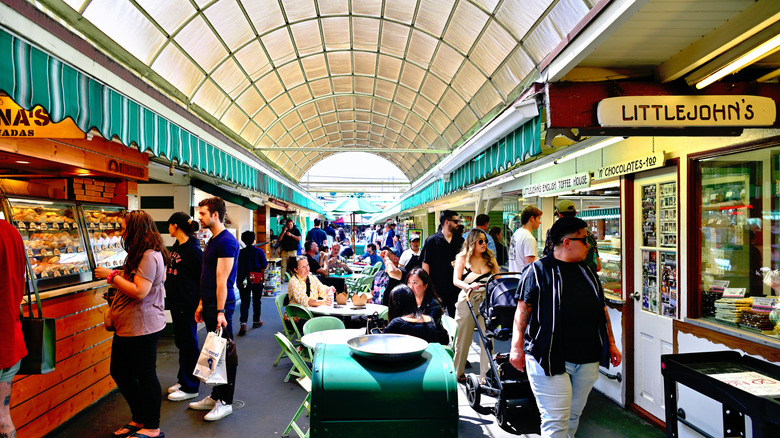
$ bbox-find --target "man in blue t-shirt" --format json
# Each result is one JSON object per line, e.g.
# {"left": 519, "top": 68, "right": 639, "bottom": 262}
{"left": 191, "top": 197, "right": 239, "bottom": 422}
{"left": 306, "top": 218, "right": 328, "bottom": 247}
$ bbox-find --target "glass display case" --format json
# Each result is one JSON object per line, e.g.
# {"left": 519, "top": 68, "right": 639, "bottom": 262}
{"left": 598, "top": 240, "right": 622, "bottom": 297}
{"left": 6, "top": 197, "right": 91, "bottom": 290}
{"left": 81, "top": 204, "right": 126, "bottom": 268}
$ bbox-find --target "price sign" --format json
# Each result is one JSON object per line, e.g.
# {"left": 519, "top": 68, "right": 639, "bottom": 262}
{"left": 72, "top": 222, "right": 78, "bottom": 229}
{"left": 17, "top": 222, "right": 26, "bottom": 230}
{"left": 66, "top": 247, "right": 73, "bottom": 254}
{"left": 40, "top": 272, "right": 48, "bottom": 278}
{"left": 28, "top": 223, "right": 38, "bottom": 230}
{"left": 39, "top": 249, "right": 48, "bottom": 257}
{"left": 53, "top": 270, "right": 61, "bottom": 277}
{"left": 62, "top": 222, "right": 70, "bottom": 229}
{"left": 26, "top": 249, "right": 33, "bottom": 257}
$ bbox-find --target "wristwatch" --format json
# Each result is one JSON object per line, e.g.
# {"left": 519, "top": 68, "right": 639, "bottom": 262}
{"left": 216, "top": 309, "right": 225, "bottom": 314}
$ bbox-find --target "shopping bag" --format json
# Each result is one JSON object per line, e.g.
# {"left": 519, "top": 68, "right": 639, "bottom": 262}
{"left": 19, "top": 269, "right": 56, "bottom": 375}
{"left": 193, "top": 328, "right": 228, "bottom": 385}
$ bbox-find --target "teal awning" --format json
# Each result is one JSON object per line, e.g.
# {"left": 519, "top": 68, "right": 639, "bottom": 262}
{"left": 0, "top": 28, "right": 324, "bottom": 214}
{"left": 390, "top": 115, "right": 541, "bottom": 214}
{"left": 579, "top": 207, "right": 620, "bottom": 220}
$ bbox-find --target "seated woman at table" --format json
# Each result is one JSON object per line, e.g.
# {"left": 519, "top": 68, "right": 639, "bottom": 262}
{"left": 287, "top": 255, "right": 335, "bottom": 307}
{"left": 383, "top": 285, "right": 439, "bottom": 344}
{"left": 407, "top": 267, "right": 449, "bottom": 344}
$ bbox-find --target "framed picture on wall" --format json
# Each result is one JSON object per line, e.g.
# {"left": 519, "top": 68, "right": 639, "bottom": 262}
{"left": 408, "top": 228, "right": 423, "bottom": 241}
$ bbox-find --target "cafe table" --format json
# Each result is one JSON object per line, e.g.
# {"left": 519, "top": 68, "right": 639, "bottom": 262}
{"left": 300, "top": 328, "right": 366, "bottom": 349}
{"left": 309, "top": 302, "right": 387, "bottom": 318}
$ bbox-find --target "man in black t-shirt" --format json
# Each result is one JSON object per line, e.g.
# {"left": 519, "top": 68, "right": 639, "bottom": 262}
{"left": 420, "top": 210, "right": 464, "bottom": 316}
{"left": 509, "top": 217, "right": 622, "bottom": 437}
{"left": 277, "top": 219, "right": 301, "bottom": 280}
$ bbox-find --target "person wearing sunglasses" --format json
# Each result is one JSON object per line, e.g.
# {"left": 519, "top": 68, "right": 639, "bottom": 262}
{"left": 421, "top": 210, "right": 465, "bottom": 317}
{"left": 452, "top": 229, "right": 500, "bottom": 383}
{"left": 510, "top": 217, "right": 621, "bottom": 438}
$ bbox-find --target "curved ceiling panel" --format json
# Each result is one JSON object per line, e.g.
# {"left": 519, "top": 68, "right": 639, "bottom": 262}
{"left": 54, "top": 0, "right": 593, "bottom": 182}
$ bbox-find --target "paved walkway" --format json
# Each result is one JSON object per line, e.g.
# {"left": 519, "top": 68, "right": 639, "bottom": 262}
{"left": 49, "top": 284, "right": 663, "bottom": 437}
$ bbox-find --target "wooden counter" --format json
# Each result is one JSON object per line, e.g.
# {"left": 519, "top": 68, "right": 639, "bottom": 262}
{"left": 11, "top": 281, "right": 114, "bottom": 438}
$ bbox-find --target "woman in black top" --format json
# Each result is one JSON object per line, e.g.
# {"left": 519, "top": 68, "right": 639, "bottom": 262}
{"left": 384, "top": 285, "right": 439, "bottom": 344}
{"left": 489, "top": 226, "right": 508, "bottom": 267}
{"left": 164, "top": 212, "right": 203, "bottom": 402}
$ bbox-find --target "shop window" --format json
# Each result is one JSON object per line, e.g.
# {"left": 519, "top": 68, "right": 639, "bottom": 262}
{"left": 698, "top": 147, "right": 780, "bottom": 339}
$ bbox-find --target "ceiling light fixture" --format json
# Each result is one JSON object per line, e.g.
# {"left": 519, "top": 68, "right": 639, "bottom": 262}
{"left": 555, "top": 137, "right": 623, "bottom": 164}
{"left": 16, "top": 160, "right": 30, "bottom": 164}
{"left": 694, "top": 33, "right": 780, "bottom": 89}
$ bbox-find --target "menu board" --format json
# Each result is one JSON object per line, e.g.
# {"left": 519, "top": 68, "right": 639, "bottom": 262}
{"left": 642, "top": 184, "right": 657, "bottom": 246}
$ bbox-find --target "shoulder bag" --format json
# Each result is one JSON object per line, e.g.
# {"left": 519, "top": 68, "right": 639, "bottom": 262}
{"left": 19, "top": 264, "right": 56, "bottom": 374}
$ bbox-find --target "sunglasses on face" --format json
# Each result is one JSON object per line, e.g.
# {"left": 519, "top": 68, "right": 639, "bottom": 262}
{"left": 476, "top": 239, "right": 485, "bottom": 245}
{"left": 566, "top": 237, "right": 588, "bottom": 245}
{"left": 448, "top": 218, "right": 460, "bottom": 224}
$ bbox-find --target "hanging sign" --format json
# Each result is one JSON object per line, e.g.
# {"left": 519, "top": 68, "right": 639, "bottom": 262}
{"left": 594, "top": 152, "right": 665, "bottom": 180}
{"left": 0, "top": 94, "right": 84, "bottom": 138}
{"left": 522, "top": 173, "right": 590, "bottom": 197}
{"left": 597, "top": 95, "right": 776, "bottom": 127}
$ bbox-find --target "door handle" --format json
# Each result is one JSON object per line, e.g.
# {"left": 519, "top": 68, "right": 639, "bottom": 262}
{"left": 630, "top": 291, "right": 641, "bottom": 301}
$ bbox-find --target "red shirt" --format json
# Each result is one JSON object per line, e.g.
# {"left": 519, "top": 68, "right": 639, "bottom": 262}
{"left": 0, "top": 219, "right": 27, "bottom": 369}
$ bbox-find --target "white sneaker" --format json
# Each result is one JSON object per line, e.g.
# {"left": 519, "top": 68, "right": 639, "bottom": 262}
{"left": 204, "top": 401, "right": 233, "bottom": 421}
{"left": 167, "top": 383, "right": 181, "bottom": 394}
{"left": 168, "top": 390, "right": 198, "bottom": 401}
{"left": 189, "top": 395, "right": 217, "bottom": 411}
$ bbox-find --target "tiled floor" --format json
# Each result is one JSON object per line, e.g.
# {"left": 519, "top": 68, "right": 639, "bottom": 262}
{"left": 49, "top": 284, "right": 663, "bottom": 437}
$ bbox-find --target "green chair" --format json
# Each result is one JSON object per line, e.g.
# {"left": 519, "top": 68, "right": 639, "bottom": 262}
{"left": 355, "top": 275, "right": 374, "bottom": 295}
{"left": 273, "top": 293, "right": 293, "bottom": 367}
{"left": 378, "top": 307, "right": 389, "bottom": 321}
{"left": 282, "top": 303, "right": 314, "bottom": 381}
{"left": 303, "top": 316, "right": 345, "bottom": 335}
{"left": 274, "top": 333, "right": 312, "bottom": 438}
{"left": 441, "top": 315, "right": 458, "bottom": 359}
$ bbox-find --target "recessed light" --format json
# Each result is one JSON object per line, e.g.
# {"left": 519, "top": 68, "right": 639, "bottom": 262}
{"left": 16, "top": 160, "right": 30, "bottom": 164}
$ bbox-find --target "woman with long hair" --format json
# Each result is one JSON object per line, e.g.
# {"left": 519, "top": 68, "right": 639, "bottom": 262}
{"left": 406, "top": 267, "right": 443, "bottom": 322}
{"left": 383, "top": 285, "right": 439, "bottom": 343}
{"left": 164, "top": 212, "right": 203, "bottom": 402}
{"left": 286, "top": 255, "right": 334, "bottom": 307}
{"left": 452, "top": 229, "right": 500, "bottom": 383}
{"left": 95, "top": 210, "right": 168, "bottom": 438}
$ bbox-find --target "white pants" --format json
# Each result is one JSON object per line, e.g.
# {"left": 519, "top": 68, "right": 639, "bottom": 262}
{"left": 525, "top": 355, "right": 600, "bottom": 438}
{"left": 453, "top": 289, "right": 489, "bottom": 379}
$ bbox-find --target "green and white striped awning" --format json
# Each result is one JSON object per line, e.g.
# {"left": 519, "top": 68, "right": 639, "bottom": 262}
{"left": 385, "top": 116, "right": 541, "bottom": 216}
{"left": 0, "top": 28, "right": 324, "bottom": 214}
{"left": 579, "top": 207, "right": 620, "bottom": 220}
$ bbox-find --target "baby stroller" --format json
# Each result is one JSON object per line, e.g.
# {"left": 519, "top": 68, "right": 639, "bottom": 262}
{"left": 464, "top": 272, "right": 540, "bottom": 435}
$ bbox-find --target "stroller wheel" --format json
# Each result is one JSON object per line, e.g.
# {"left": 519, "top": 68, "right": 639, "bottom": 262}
{"left": 466, "top": 374, "right": 490, "bottom": 414}
{"left": 495, "top": 399, "right": 511, "bottom": 432}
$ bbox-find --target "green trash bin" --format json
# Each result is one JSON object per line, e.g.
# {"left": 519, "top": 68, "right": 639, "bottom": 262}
{"left": 310, "top": 342, "right": 458, "bottom": 437}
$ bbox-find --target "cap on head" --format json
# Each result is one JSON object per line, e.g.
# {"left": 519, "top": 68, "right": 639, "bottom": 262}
{"left": 556, "top": 199, "right": 577, "bottom": 214}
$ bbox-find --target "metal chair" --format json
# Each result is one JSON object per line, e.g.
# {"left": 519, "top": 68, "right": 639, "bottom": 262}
{"left": 274, "top": 333, "right": 312, "bottom": 438}
{"left": 273, "top": 292, "right": 293, "bottom": 367}
{"left": 285, "top": 303, "right": 314, "bottom": 359}
{"left": 441, "top": 315, "right": 458, "bottom": 359}
{"left": 303, "top": 316, "right": 345, "bottom": 335}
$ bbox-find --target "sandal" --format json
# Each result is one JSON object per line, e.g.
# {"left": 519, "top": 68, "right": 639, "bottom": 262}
{"left": 129, "top": 432, "right": 165, "bottom": 438}
{"left": 113, "top": 424, "right": 142, "bottom": 437}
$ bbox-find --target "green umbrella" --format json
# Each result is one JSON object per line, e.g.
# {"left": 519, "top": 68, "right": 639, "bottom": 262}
{"left": 330, "top": 198, "right": 382, "bottom": 246}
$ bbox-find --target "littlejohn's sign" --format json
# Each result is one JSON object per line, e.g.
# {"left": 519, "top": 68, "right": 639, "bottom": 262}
{"left": 0, "top": 95, "right": 84, "bottom": 138}
{"left": 597, "top": 95, "right": 776, "bottom": 127}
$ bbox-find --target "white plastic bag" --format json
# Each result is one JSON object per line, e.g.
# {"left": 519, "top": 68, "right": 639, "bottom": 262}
{"left": 193, "top": 328, "right": 228, "bottom": 386}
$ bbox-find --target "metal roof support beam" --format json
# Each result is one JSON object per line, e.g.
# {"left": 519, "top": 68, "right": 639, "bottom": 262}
{"left": 256, "top": 147, "right": 448, "bottom": 153}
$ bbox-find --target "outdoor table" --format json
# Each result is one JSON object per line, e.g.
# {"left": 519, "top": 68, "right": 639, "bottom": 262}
{"left": 309, "top": 302, "right": 387, "bottom": 318}
{"left": 347, "top": 262, "right": 368, "bottom": 273}
{"left": 300, "top": 328, "right": 366, "bottom": 349}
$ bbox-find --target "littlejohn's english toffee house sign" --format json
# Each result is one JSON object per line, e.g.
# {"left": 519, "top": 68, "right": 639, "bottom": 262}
{"left": 545, "top": 82, "right": 780, "bottom": 141}
{"left": 597, "top": 95, "right": 776, "bottom": 127}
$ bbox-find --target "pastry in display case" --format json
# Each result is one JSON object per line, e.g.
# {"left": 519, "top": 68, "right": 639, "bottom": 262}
{"left": 81, "top": 204, "right": 126, "bottom": 268}
{"left": 598, "top": 237, "right": 622, "bottom": 299}
{"left": 6, "top": 198, "right": 91, "bottom": 290}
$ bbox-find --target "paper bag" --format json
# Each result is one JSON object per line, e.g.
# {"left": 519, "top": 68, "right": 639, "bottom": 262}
{"left": 193, "top": 328, "right": 228, "bottom": 385}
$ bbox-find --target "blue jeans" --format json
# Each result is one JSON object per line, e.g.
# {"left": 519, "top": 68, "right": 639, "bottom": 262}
{"left": 171, "top": 309, "right": 200, "bottom": 394}
{"left": 525, "top": 355, "right": 599, "bottom": 438}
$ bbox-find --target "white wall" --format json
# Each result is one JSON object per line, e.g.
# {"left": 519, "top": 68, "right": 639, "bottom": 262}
{"left": 137, "top": 183, "right": 191, "bottom": 247}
